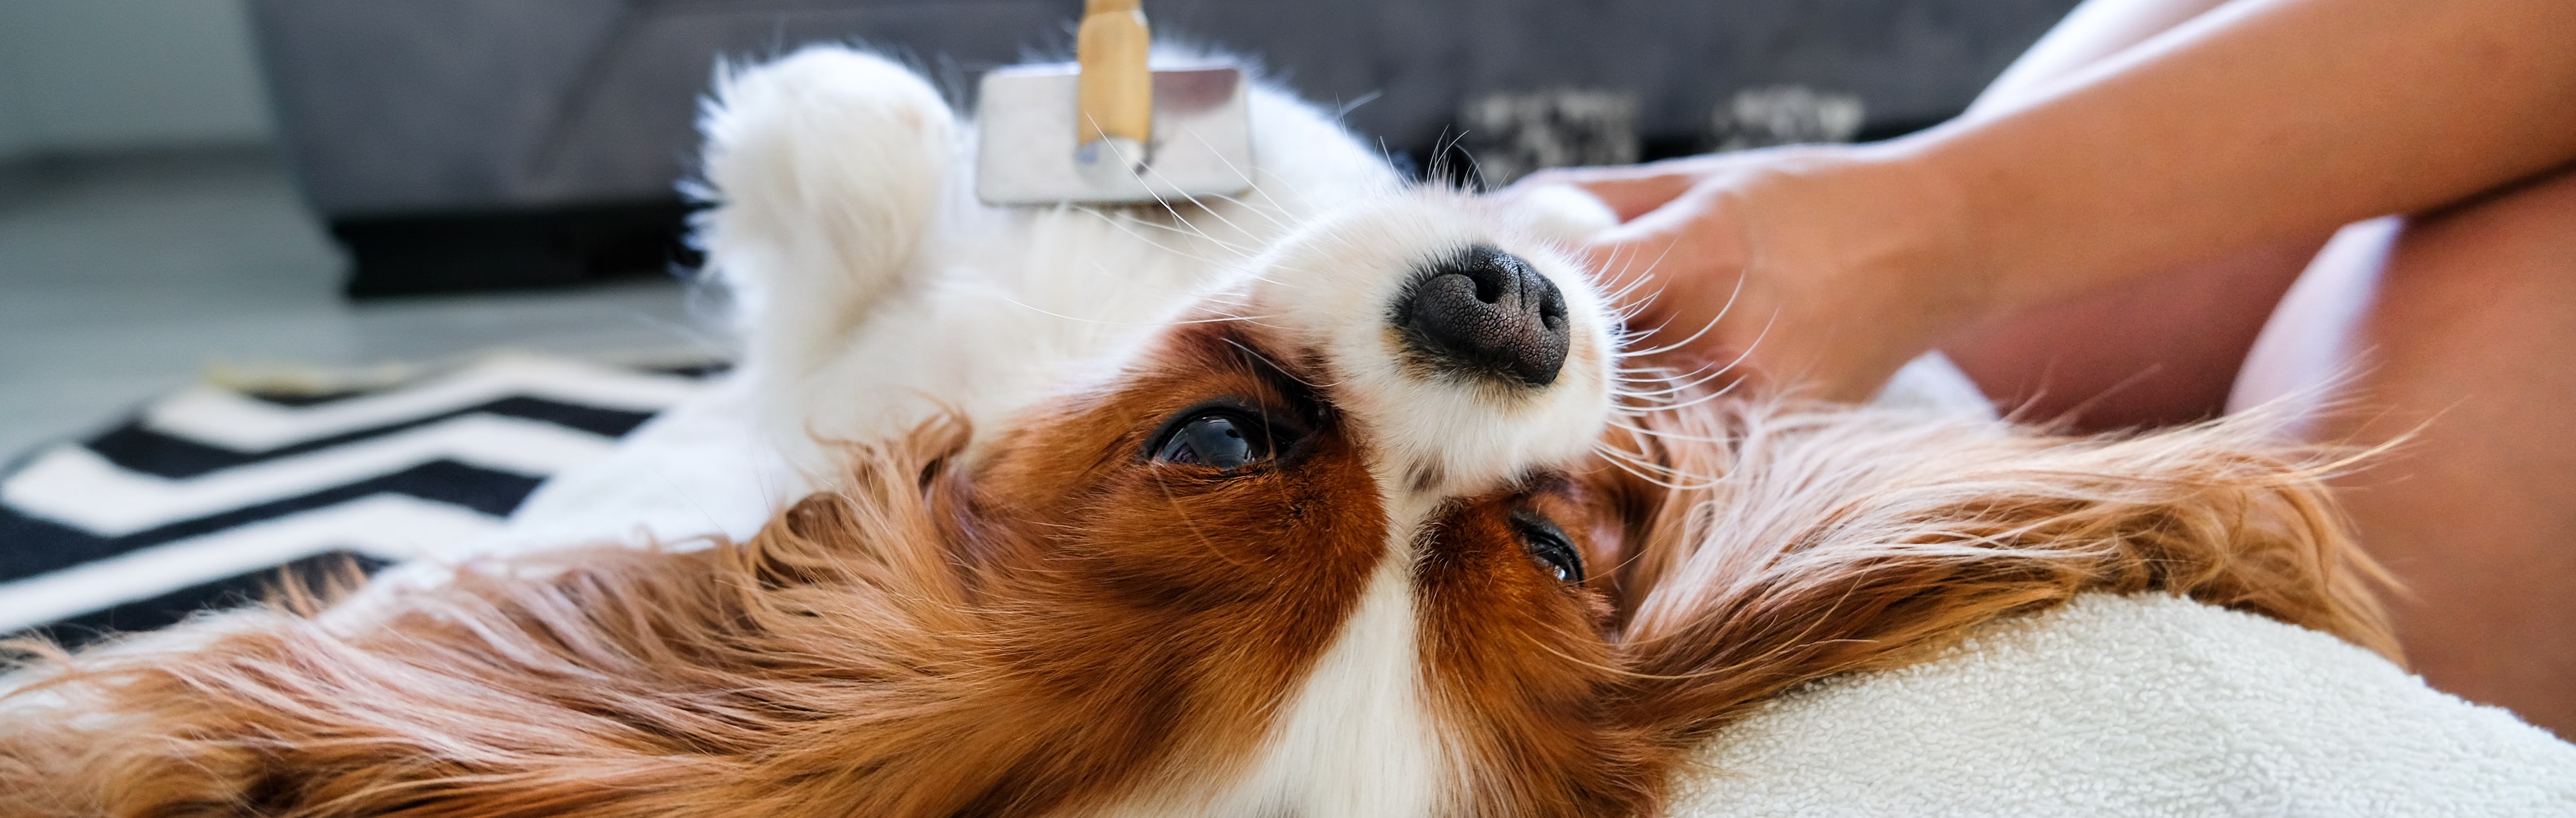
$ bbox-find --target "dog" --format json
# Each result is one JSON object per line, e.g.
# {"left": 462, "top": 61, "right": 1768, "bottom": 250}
{"left": 0, "top": 47, "right": 2397, "bottom": 817}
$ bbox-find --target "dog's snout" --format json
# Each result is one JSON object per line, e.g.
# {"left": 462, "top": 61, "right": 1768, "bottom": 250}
{"left": 1395, "top": 245, "right": 1572, "bottom": 387}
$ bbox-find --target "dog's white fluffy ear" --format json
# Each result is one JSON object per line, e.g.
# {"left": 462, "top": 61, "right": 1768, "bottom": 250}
{"left": 696, "top": 46, "right": 956, "bottom": 380}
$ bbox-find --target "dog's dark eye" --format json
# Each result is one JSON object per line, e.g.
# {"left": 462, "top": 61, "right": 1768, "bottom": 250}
{"left": 1154, "top": 412, "right": 1275, "bottom": 471}
{"left": 1513, "top": 510, "right": 1584, "bottom": 584}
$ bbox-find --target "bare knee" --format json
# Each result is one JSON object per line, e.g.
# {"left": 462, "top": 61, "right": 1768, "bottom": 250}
{"left": 2235, "top": 162, "right": 2576, "bottom": 737}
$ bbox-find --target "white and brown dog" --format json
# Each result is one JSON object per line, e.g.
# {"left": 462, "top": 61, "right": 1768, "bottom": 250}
{"left": 0, "top": 47, "right": 2395, "bottom": 817}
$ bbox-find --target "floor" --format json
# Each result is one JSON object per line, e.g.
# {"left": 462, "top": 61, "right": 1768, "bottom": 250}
{"left": 0, "top": 150, "right": 729, "bottom": 463}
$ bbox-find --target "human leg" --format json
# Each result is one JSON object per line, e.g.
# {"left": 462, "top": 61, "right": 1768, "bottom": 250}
{"left": 1936, "top": 0, "right": 2328, "bottom": 429}
{"left": 2234, "top": 163, "right": 2576, "bottom": 738}
{"left": 1944, "top": 239, "right": 2323, "bottom": 429}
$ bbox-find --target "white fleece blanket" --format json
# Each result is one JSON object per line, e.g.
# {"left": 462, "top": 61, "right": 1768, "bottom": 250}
{"left": 1668, "top": 593, "right": 2576, "bottom": 816}
{"left": 449, "top": 358, "right": 2576, "bottom": 815}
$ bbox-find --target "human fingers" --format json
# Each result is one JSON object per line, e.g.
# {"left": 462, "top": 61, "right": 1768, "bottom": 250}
{"left": 1576, "top": 181, "right": 1896, "bottom": 401}
{"left": 1590, "top": 178, "right": 1743, "bottom": 259}
{"left": 1549, "top": 174, "right": 1696, "bottom": 223}
{"left": 1573, "top": 185, "right": 1759, "bottom": 360}
{"left": 1580, "top": 228, "right": 1780, "bottom": 401}
{"left": 1513, "top": 155, "right": 1743, "bottom": 222}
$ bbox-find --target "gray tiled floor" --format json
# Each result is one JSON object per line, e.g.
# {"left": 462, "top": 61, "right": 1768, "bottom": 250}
{"left": 0, "top": 150, "right": 729, "bottom": 462}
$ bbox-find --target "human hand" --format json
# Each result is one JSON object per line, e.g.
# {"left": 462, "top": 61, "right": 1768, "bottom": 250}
{"left": 1509, "top": 145, "right": 1981, "bottom": 402}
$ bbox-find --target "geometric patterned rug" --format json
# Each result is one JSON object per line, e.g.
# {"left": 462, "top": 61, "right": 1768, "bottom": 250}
{"left": 0, "top": 354, "right": 716, "bottom": 646}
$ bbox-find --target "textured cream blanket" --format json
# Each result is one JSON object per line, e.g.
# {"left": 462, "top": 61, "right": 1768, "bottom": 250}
{"left": 1670, "top": 592, "right": 2576, "bottom": 816}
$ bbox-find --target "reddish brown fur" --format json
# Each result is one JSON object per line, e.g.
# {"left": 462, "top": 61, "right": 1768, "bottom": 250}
{"left": 0, "top": 322, "right": 2396, "bottom": 817}
{"left": 1412, "top": 481, "right": 1657, "bottom": 816}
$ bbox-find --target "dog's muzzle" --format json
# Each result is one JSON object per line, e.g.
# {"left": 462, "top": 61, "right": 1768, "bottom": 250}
{"left": 1394, "top": 245, "right": 1573, "bottom": 387}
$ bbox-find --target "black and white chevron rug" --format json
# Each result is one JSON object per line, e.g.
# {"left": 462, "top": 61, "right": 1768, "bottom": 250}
{"left": 0, "top": 354, "right": 717, "bottom": 646}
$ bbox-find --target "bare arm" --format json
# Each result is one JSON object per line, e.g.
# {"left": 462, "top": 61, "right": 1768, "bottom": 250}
{"left": 1966, "top": 0, "right": 2234, "bottom": 118}
{"left": 1526, "top": 0, "right": 2576, "bottom": 398}
{"left": 1928, "top": 0, "right": 2576, "bottom": 316}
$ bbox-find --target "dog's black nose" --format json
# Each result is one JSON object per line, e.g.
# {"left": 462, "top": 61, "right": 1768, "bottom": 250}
{"left": 1394, "top": 245, "right": 1571, "bottom": 387}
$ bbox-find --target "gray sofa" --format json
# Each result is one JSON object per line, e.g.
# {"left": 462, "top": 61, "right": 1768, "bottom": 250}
{"left": 244, "top": 0, "right": 2077, "bottom": 293}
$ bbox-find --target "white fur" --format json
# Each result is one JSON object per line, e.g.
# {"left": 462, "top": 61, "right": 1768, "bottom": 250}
{"left": 697, "top": 45, "right": 1623, "bottom": 814}
{"left": 1241, "top": 194, "right": 1618, "bottom": 495}
{"left": 1115, "top": 552, "right": 1443, "bottom": 818}
{"left": 698, "top": 46, "right": 1401, "bottom": 482}
{"left": 1233, "top": 552, "right": 1445, "bottom": 817}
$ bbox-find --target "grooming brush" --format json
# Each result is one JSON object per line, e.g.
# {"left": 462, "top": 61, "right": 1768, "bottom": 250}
{"left": 974, "top": 0, "right": 1255, "bottom": 205}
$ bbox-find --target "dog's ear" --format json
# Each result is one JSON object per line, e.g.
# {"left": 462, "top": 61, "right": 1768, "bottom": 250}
{"left": 1570, "top": 417, "right": 1709, "bottom": 634}
{"left": 1600, "top": 402, "right": 2399, "bottom": 758}
{"left": 766, "top": 415, "right": 989, "bottom": 598}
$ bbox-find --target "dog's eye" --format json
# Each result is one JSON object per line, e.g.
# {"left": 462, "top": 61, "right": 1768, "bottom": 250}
{"left": 1512, "top": 510, "right": 1584, "bottom": 585}
{"left": 1154, "top": 412, "right": 1276, "bottom": 471}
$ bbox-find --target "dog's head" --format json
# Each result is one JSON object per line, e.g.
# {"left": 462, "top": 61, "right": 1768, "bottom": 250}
{"left": 942, "top": 191, "right": 1645, "bottom": 815}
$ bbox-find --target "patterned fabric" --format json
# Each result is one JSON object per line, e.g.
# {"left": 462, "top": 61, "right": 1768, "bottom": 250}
{"left": 0, "top": 355, "right": 714, "bottom": 646}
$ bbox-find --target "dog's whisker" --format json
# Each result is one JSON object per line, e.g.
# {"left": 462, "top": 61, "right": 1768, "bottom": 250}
{"left": 1111, "top": 147, "right": 1287, "bottom": 270}
{"left": 993, "top": 292, "right": 1283, "bottom": 326}
{"left": 1613, "top": 314, "right": 1768, "bottom": 415}
{"left": 1604, "top": 418, "right": 1735, "bottom": 446}
{"left": 1173, "top": 122, "right": 1299, "bottom": 227}
{"left": 1609, "top": 361, "right": 1737, "bottom": 403}
{"left": 1618, "top": 283, "right": 1737, "bottom": 359}
{"left": 1082, "top": 210, "right": 1254, "bottom": 264}
{"left": 1218, "top": 336, "right": 1339, "bottom": 391}
{"left": 1629, "top": 376, "right": 1753, "bottom": 416}
{"left": 1589, "top": 445, "right": 1724, "bottom": 491}
{"left": 1611, "top": 368, "right": 1724, "bottom": 392}
{"left": 1609, "top": 370, "right": 1731, "bottom": 399}
{"left": 1612, "top": 376, "right": 1737, "bottom": 411}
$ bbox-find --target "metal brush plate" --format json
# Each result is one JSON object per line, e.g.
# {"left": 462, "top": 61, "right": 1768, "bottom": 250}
{"left": 975, "top": 62, "right": 1255, "bottom": 205}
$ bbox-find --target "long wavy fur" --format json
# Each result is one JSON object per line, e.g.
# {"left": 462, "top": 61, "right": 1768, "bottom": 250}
{"left": 1, "top": 421, "right": 1009, "bottom": 817}
{"left": 0, "top": 403, "right": 2397, "bottom": 817}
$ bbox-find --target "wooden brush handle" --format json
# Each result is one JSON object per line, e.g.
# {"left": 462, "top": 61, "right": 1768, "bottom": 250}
{"left": 1076, "top": 0, "right": 1152, "bottom": 146}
